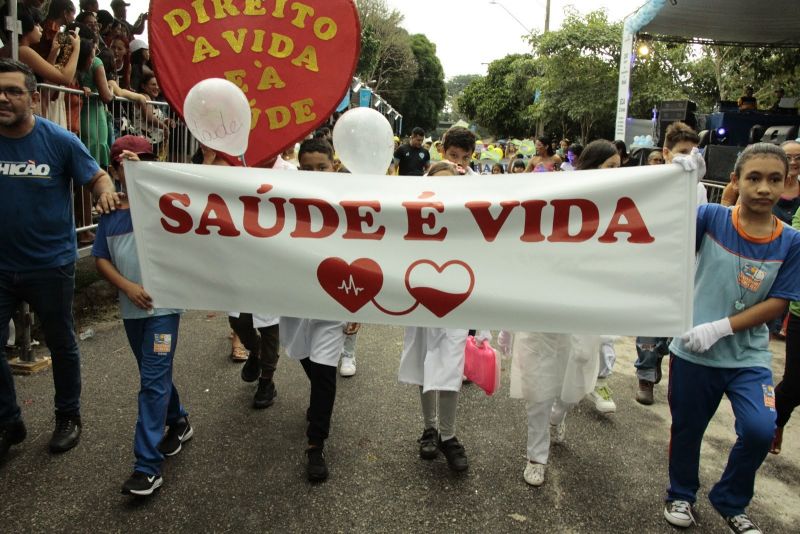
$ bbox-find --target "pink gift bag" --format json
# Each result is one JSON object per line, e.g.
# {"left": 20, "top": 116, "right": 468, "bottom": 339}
{"left": 464, "top": 335, "right": 500, "bottom": 396}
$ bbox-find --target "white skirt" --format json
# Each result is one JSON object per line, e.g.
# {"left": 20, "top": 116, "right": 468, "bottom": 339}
{"left": 399, "top": 327, "right": 469, "bottom": 392}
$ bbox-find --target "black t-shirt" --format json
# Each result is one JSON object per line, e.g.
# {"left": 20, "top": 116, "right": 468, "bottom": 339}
{"left": 394, "top": 144, "right": 430, "bottom": 176}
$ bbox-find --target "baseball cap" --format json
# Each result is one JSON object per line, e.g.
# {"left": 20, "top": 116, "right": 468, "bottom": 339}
{"left": 129, "top": 39, "right": 148, "bottom": 53}
{"left": 110, "top": 135, "right": 156, "bottom": 164}
{"left": 110, "top": 0, "right": 130, "bottom": 7}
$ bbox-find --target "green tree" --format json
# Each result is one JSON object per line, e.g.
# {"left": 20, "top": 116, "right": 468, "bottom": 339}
{"left": 442, "top": 74, "right": 482, "bottom": 122}
{"left": 395, "top": 34, "right": 446, "bottom": 133}
{"left": 527, "top": 10, "right": 621, "bottom": 142}
{"left": 456, "top": 54, "right": 538, "bottom": 138}
{"left": 355, "top": 0, "right": 417, "bottom": 110}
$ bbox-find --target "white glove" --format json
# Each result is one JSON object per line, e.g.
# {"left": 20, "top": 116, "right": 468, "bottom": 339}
{"left": 673, "top": 147, "right": 706, "bottom": 181}
{"left": 680, "top": 318, "right": 732, "bottom": 353}
{"left": 497, "top": 330, "right": 513, "bottom": 356}
{"left": 474, "top": 329, "right": 492, "bottom": 345}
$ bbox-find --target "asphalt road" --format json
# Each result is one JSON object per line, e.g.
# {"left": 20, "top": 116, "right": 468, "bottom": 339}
{"left": 1, "top": 311, "right": 798, "bottom": 533}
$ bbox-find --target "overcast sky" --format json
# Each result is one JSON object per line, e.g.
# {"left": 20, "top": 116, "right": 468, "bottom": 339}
{"left": 121, "top": 0, "right": 646, "bottom": 78}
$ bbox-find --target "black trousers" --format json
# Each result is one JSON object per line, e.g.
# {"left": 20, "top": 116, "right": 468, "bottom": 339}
{"left": 776, "top": 313, "right": 800, "bottom": 427}
{"left": 300, "top": 358, "right": 337, "bottom": 447}
{"left": 228, "top": 314, "right": 279, "bottom": 379}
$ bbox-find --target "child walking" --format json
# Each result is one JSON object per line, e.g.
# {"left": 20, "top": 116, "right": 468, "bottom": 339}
{"left": 399, "top": 150, "right": 490, "bottom": 473}
{"left": 280, "top": 138, "right": 359, "bottom": 482}
{"left": 663, "top": 143, "right": 800, "bottom": 534}
{"left": 92, "top": 136, "right": 191, "bottom": 496}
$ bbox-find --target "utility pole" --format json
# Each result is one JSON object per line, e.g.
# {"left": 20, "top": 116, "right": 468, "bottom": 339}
{"left": 545, "top": 0, "right": 551, "bottom": 33}
{"left": 537, "top": 0, "right": 552, "bottom": 137}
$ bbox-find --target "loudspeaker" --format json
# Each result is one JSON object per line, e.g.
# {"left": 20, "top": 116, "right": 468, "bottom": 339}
{"left": 761, "top": 125, "right": 799, "bottom": 145}
{"left": 704, "top": 145, "right": 742, "bottom": 184}
{"left": 658, "top": 100, "right": 698, "bottom": 146}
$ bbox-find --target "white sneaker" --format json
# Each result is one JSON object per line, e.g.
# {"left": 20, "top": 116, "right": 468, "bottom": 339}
{"left": 550, "top": 421, "right": 566, "bottom": 444}
{"left": 663, "top": 500, "right": 696, "bottom": 528}
{"left": 589, "top": 383, "right": 617, "bottom": 413}
{"left": 523, "top": 462, "right": 546, "bottom": 486}
{"left": 340, "top": 355, "right": 356, "bottom": 377}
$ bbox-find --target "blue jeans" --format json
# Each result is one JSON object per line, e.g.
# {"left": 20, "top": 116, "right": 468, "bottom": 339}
{"left": 634, "top": 337, "right": 670, "bottom": 382}
{"left": 123, "top": 314, "right": 187, "bottom": 476}
{"left": 667, "top": 355, "right": 775, "bottom": 517}
{"left": 0, "top": 264, "right": 81, "bottom": 424}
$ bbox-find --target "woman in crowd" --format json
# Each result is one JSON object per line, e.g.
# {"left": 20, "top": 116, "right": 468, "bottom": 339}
{"left": 136, "top": 72, "right": 175, "bottom": 160}
{"left": 525, "top": 136, "right": 561, "bottom": 172}
{"left": 771, "top": 139, "right": 800, "bottom": 455}
{"left": 129, "top": 39, "right": 152, "bottom": 95}
{"left": 16, "top": 5, "right": 80, "bottom": 87}
{"left": 76, "top": 34, "right": 113, "bottom": 169}
{"left": 560, "top": 143, "right": 583, "bottom": 171}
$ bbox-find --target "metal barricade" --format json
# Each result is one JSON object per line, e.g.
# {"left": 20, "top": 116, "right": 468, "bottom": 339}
{"left": 703, "top": 181, "right": 726, "bottom": 204}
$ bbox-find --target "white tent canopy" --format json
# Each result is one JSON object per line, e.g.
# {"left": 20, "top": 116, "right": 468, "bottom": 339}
{"left": 638, "top": 0, "right": 800, "bottom": 46}
{"left": 615, "top": 0, "right": 800, "bottom": 141}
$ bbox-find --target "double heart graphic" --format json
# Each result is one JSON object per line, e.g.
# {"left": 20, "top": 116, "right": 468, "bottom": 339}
{"left": 316, "top": 258, "right": 475, "bottom": 318}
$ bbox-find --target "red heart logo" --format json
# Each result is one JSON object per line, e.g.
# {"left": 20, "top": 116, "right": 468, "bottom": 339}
{"left": 149, "top": 1, "right": 361, "bottom": 167}
{"left": 405, "top": 260, "right": 475, "bottom": 318}
{"left": 317, "top": 258, "right": 384, "bottom": 313}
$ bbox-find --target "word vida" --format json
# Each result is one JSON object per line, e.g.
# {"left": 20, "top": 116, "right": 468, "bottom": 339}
{"left": 163, "top": 0, "right": 336, "bottom": 67}
{"left": 158, "top": 186, "right": 656, "bottom": 244}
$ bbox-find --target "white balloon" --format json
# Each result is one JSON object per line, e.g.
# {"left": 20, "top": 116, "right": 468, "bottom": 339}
{"left": 184, "top": 78, "right": 251, "bottom": 157}
{"left": 332, "top": 107, "right": 395, "bottom": 175}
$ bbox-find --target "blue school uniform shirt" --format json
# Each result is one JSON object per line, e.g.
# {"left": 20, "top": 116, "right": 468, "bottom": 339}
{"left": 0, "top": 117, "right": 100, "bottom": 270}
{"left": 671, "top": 204, "right": 800, "bottom": 369}
{"left": 91, "top": 208, "right": 182, "bottom": 320}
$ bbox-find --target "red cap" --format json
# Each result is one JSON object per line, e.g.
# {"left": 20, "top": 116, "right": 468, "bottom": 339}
{"left": 110, "top": 135, "right": 156, "bottom": 163}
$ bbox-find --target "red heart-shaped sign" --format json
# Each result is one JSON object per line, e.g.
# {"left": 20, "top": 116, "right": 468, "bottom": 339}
{"left": 149, "top": 0, "right": 361, "bottom": 167}
{"left": 317, "top": 257, "right": 384, "bottom": 313}
{"left": 405, "top": 260, "right": 475, "bottom": 318}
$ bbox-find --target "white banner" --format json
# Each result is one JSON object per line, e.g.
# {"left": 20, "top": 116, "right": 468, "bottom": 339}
{"left": 125, "top": 162, "right": 696, "bottom": 336}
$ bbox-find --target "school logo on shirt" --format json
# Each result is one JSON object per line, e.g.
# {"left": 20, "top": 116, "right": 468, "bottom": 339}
{"left": 737, "top": 263, "right": 766, "bottom": 292}
{"left": 153, "top": 333, "right": 173, "bottom": 355}
{"left": 0, "top": 160, "right": 52, "bottom": 179}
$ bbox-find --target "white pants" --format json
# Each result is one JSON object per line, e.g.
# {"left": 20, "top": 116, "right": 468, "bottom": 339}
{"left": 525, "top": 397, "right": 573, "bottom": 464}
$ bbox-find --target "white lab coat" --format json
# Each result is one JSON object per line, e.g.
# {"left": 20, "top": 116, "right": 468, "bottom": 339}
{"left": 399, "top": 327, "right": 469, "bottom": 392}
{"left": 510, "top": 332, "right": 600, "bottom": 404}
{"left": 279, "top": 317, "right": 346, "bottom": 367}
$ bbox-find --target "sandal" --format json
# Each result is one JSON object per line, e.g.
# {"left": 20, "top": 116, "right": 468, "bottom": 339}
{"left": 769, "top": 426, "right": 783, "bottom": 455}
{"left": 230, "top": 345, "right": 249, "bottom": 362}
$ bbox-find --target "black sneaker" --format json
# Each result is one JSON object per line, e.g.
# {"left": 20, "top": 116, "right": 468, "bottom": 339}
{"left": 0, "top": 419, "right": 27, "bottom": 461}
{"left": 253, "top": 379, "right": 276, "bottom": 409}
{"left": 418, "top": 427, "right": 438, "bottom": 460}
{"left": 158, "top": 416, "right": 193, "bottom": 457}
{"left": 306, "top": 447, "right": 328, "bottom": 482}
{"left": 240, "top": 353, "right": 260, "bottom": 383}
{"left": 121, "top": 470, "right": 163, "bottom": 496}
{"left": 726, "top": 513, "right": 761, "bottom": 534}
{"left": 438, "top": 435, "right": 469, "bottom": 472}
{"left": 48, "top": 414, "right": 81, "bottom": 453}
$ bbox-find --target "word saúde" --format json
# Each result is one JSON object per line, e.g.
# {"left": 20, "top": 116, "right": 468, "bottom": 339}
{"left": 158, "top": 185, "right": 656, "bottom": 244}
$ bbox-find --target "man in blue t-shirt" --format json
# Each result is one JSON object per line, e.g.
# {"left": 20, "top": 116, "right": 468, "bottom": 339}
{"left": 0, "top": 59, "right": 120, "bottom": 461}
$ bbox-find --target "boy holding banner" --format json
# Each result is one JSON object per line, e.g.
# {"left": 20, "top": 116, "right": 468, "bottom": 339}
{"left": 92, "top": 136, "right": 191, "bottom": 497}
{"left": 280, "top": 138, "right": 360, "bottom": 482}
{"left": 663, "top": 143, "right": 800, "bottom": 534}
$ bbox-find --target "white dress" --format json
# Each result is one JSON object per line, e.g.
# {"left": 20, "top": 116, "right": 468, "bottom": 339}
{"left": 399, "top": 327, "right": 469, "bottom": 392}
{"left": 279, "top": 317, "right": 347, "bottom": 367}
{"left": 510, "top": 332, "right": 600, "bottom": 404}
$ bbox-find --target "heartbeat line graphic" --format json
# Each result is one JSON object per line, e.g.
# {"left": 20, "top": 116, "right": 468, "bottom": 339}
{"left": 338, "top": 276, "right": 364, "bottom": 295}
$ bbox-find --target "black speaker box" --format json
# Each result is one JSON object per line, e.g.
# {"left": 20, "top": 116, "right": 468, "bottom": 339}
{"left": 761, "top": 125, "right": 799, "bottom": 145}
{"left": 704, "top": 145, "right": 742, "bottom": 184}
